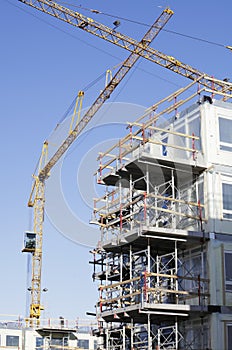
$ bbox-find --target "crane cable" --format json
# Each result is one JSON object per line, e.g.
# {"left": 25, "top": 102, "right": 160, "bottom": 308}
{"left": 14, "top": 0, "right": 231, "bottom": 175}
{"left": 31, "top": 60, "right": 126, "bottom": 176}
{"left": 58, "top": 61, "right": 124, "bottom": 125}
{"left": 58, "top": 1, "right": 231, "bottom": 50}
{"left": 12, "top": 0, "right": 209, "bottom": 93}
{"left": 12, "top": 0, "right": 230, "bottom": 50}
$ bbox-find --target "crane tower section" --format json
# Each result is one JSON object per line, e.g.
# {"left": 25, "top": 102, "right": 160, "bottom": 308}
{"left": 21, "top": 3, "right": 174, "bottom": 322}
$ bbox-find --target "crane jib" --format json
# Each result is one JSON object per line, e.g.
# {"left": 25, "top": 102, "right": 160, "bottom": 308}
{"left": 20, "top": 0, "right": 174, "bottom": 321}
{"left": 38, "top": 6, "right": 174, "bottom": 179}
{"left": 19, "top": 0, "right": 232, "bottom": 97}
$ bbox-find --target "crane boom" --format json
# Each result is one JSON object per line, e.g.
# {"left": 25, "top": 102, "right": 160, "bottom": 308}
{"left": 19, "top": 0, "right": 232, "bottom": 97}
{"left": 39, "top": 7, "right": 173, "bottom": 180}
{"left": 25, "top": 7, "right": 173, "bottom": 321}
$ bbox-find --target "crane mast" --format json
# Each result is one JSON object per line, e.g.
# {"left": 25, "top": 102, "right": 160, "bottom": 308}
{"left": 19, "top": 0, "right": 232, "bottom": 98}
{"left": 24, "top": 6, "right": 174, "bottom": 322}
{"left": 29, "top": 178, "right": 45, "bottom": 320}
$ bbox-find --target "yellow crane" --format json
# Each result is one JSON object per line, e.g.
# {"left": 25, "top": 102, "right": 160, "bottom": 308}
{"left": 20, "top": 3, "right": 174, "bottom": 323}
{"left": 19, "top": 0, "right": 232, "bottom": 98}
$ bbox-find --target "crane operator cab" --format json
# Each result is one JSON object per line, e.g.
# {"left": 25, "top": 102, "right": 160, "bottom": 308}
{"left": 22, "top": 231, "right": 36, "bottom": 253}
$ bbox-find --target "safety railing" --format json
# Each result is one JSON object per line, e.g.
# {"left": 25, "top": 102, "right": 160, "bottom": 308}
{"left": 95, "top": 80, "right": 207, "bottom": 184}
{"left": 98, "top": 272, "right": 209, "bottom": 313}
{"left": 93, "top": 187, "right": 205, "bottom": 241}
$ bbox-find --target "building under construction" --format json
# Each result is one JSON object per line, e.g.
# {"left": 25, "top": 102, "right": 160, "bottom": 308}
{"left": 16, "top": 2, "right": 232, "bottom": 349}
{"left": 90, "top": 79, "right": 232, "bottom": 350}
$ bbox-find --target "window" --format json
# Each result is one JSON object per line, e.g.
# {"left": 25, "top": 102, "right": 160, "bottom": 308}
{"left": 161, "top": 133, "right": 168, "bottom": 156}
{"left": 219, "top": 117, "right": 232, "bottom": 151}
{"left": 226, "top": 324, "right": 232, "bottom": 350}
{"left": 51, "top": 338, "right": 68, "bottom": 346}
{"left": 222, "top": 183, "right": 232, "bottom": 219}
{"left": 36, "top": 337, "right": 44, "bottom": 349}
{"left": 188, "top": 116, "right": 201, "bottom": 151}
{"left": 182, "top": 321, "right": 209, "bottom": 349}
{"left": 94, "top": 340, "right": 98, "bottom": 349}
{"left": 77, "top": 339, "right": 89, "bottom": 349}
{"left": 225, "top": 251, "right": 232, "bottom": 292}
{"left": 178, "top": 248, "right": 207, "bottom": 294}
{"left": 6, "top": 335, "right": 19, "bottom": 347}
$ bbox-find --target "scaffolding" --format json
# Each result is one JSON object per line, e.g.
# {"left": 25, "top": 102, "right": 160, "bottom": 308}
{"left": 90, "top": 78, "right": 232, "bottom": 349}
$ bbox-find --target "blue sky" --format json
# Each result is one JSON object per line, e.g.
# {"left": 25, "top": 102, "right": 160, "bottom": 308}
{"left": 1, "top": 0, "right": 232, "bottom": 321}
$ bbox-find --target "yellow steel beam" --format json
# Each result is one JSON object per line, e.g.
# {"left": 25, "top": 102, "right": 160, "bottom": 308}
{"left": 21, "top": 4, "right": 174, "bottom": 321}
{"left": 35, "top": 6, "right": 174, "bottom": 179}
{"left": 19, "top": 0, "right": 232, "bottom": 97}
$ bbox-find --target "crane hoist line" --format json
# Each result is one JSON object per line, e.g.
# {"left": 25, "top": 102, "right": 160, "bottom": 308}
{"left": 19, "top": 0, "right": 232, "bottom": 98}
{"left": 21, "top": 4, "right": 174, "bottom": 322}
{"left": 38, "top": 8, "right": 173, "bottom": 180}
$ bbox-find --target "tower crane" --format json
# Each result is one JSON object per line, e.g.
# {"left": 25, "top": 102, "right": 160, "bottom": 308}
{"left": 20, "top": 5, "right": 174, "bottom": 323}
{"left": 19, "top": 0, "right": 232, "bottom": 99}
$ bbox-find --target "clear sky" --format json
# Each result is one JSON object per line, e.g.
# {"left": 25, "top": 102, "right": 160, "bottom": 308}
{"left": 1, "top": 0, "right": 232, "bottom": 322}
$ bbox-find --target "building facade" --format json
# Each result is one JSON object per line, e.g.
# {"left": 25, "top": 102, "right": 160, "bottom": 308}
{"left": 0, "top": 317, "right": 98, "bottom": 350}
{"left": 91, "top": 79, "right": 232, "bottom": 349}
